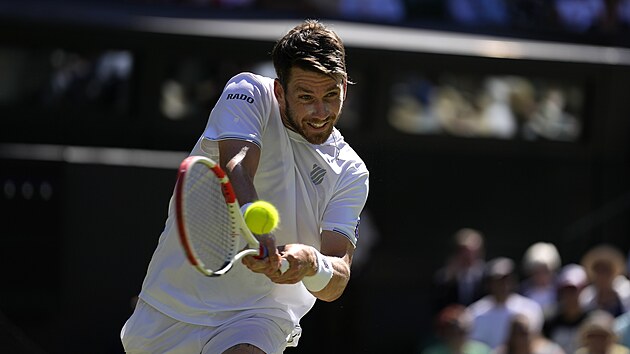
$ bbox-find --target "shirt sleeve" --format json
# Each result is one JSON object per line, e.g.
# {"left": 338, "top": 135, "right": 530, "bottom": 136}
{"left": 202, "top": 73, "right": 272, "bottom": 148}
{"left": 321, "top": 163, "right": 369, "bottom": 247}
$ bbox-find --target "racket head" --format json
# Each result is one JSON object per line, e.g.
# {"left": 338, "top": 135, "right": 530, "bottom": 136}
{"left": 175, "top": 156, "right": 260, "bottom": 276}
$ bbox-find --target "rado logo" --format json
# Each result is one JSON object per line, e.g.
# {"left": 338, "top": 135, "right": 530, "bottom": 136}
{"left": 226, "top": 93, "right": 254, "bottom": 103}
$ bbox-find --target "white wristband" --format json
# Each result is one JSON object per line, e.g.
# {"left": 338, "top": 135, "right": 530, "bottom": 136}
{"left": 240, "top": 202, "right": 252, "bottom": 215}
{"left": 302, "top": 249, "right": 334, "bottom": 292}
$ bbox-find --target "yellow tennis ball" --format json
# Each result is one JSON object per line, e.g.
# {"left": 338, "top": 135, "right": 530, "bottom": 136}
{"left": 244, "top": 200, "right": 280, "bottom": 234}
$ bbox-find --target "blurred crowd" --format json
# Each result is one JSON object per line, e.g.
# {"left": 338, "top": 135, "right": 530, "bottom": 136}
{"left": 420, "top": 228, "right": 630, "bottom": 354}
{"left": 387, "top": 74, "right": 583, "bottom": 142}
{"left": 126, "top": 0, "right": 630, "bottom": 46}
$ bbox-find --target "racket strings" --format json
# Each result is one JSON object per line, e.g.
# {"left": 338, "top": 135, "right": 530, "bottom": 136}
{"left": 184, "top": 164, "right": 239, "bottom": 272}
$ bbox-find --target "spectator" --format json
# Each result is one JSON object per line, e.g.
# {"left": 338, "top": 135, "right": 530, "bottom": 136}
{"left": 493, "top": 313, "right": 565, "bottom": 354}
{"left": 554, "top": 0, "right": 605, "bottom": 32}
{"left": 447, "top": 0, "right": 510, "bottom": 27}
{"left": 580, "top": 245, "right": 630, "bottom": 317}
{"left": 520, "top": 242, "right": 562, "bottom": 319}
{"left": 589, "top": 0, "right": 630, "bottom": 35}
{"left": 621, "top": 0, "right": 630, "bottom": 27}
{"left": 421, "top": 304, "right": 492, "bottom": 354}
{"left": 338, "top": 0, "right": 406, "bottom": 22}
{"left": 544, "top": 264, "right": 591, "bottom": 354}
{"left": 575, "top": 310, "right": 630, "bottom": 354}
{"left": 481, "top": 77, "right": 518, "bottom": 139}
{"left": 434, "top": 228, "right": 487, "bottom": 312}
{"left": 615, "top": 250, "right": 630, "bottom": 348}
{"left": 468, "top": 257, "right": 545, "bottom": 349}
{"left": 524, "top": 88, "right": 581, "bottom": 142}
{"left": 615, "top": 309, "right": 630, "bottom": 349}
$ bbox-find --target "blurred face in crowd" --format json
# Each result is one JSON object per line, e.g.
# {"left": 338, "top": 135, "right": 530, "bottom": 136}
{"left": 530, "top": 264, "right": 554, "bottom": 287}
{"left": 592, "top": 260, "right": 616, "bottom": 290}
{"left": 583, "top": 329, "right": 613, "bottom": 354}
{"left": 508, "top": 316, "right": 532, "bottom": 349}
{"left": 489, "top": 275, "right": 514, "bottom": 302}
{"left": 454, "top": 230, "right": 483, "bottom": 268}
{"left": 456, "top": 244, "right": 480, "bottom": 267}
{"left": 557, "top": 285, "right": 581, "bottom": 310}
{"left": 436, "top": 305, "right": 473, "bottom": 350}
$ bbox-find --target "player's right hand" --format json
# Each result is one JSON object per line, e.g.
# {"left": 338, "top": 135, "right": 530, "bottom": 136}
{"left": 242, "top": 233, "right": 282, "bottom": 276}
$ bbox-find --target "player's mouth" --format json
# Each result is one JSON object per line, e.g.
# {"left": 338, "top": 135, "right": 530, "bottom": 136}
{"left": 307, "top": 121, "right": 329, "bottom": 131}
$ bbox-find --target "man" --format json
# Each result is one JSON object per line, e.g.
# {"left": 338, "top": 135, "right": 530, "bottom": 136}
{"left": 433, "top": 228, "right": 487, "bottom": 313}
{"left": 467, "top": 257, "right": 544, "bottom": 349}
{"left": 543, "top": 264, "right": 590, "bottom": 354}
{"left": 121, "top": 20, "right": 369, "bottom": 354}
{"left": 420, "top": 304, "right": 491, "bottom": 354}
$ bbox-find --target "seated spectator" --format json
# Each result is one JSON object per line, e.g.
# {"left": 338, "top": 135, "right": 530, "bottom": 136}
{"left": 615, "top": 309, "right": 630, "bottom": 349}
{"left": 616, "top": 252, "right": 630, "bottom": 348}
{"left": 520, "top": 242, "right": 562, "bottom": 319}
{"left": 420, "top": 304, "right": 492, "bottom": 354}
{"left": 544, "top": 264, "right": 591, "bottom": 354}
{"left": 554, "top": 0, "right": 605, "bottom": 32}
{"left": 338, "top": 0, "right": 406, "bottom": 22}
{"left": 434, "top": 228, "right": 487, "bottom": 313}
{"left": 468, "top": 257, "right": 545, "bottom": 349}
{"left": 493, "top": 313, "right": 565, "bottom": 354}
{"left": 575, "top": 310, "right": 630, "bottom": 354}
{"left": 447, "top": 0, "right": 510, "bottom": 27}
{"left": 580, "top": 245, "right": 630, "bottom": 317}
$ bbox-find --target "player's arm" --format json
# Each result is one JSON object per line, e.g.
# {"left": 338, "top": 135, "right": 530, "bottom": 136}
{"left": 218, "top": 139, "right": 282, "bottom": 273}
{"left": 218, "top": 139, "right": 260, "bottom": 203}
{"left": 271, "top": 231, "right": 354, "bottom": 302}
{"left": 308, "top": 230, "right": 354, "bottom": 302}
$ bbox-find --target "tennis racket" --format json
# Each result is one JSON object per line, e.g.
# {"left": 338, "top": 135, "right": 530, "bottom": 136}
{"left": 175, "top": 155, "right": 289, "bottom": 277}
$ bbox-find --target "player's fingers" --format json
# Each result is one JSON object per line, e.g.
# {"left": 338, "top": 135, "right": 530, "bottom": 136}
{"left": 242, "top": 255, "right": 269, "bottom": 273}
{"left": 243, "top": 254, "right": 283, "bottom": 278}
{"left": 267, "top": 257, "right": 303, "bottom": 284}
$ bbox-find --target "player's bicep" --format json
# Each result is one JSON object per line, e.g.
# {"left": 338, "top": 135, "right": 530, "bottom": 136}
{"left": 218, "top": 139, "right": 261, "bottom": 177}
{"left": 218, "top": 139, "right": 261, "bottom": 203}
{"left": 321, "top": 230, "right": 354, "bottom": 266}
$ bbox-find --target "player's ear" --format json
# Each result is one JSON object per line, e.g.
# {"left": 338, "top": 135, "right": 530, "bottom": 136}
{"left": 274, "top": 79, "right": 285, "bottom": 106}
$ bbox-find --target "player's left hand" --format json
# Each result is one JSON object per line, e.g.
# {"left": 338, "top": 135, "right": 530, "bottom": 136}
{"left": 266, "top": 244, "right": 319, "bottom": 284}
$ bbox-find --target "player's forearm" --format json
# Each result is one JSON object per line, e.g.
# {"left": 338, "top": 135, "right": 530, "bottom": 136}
{"left": 219, "top": 141, "right": 261, "bottom": 204}
{"left": 307, "top": 251, "right": 351, "bottom": 302}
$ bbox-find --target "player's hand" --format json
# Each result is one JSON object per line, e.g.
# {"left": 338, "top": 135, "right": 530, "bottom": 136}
{"left": 242, "top": 233, "right": 282, "bottom": 276}
{"left": 267, "top": 244, "right": 318, "bottom": 284}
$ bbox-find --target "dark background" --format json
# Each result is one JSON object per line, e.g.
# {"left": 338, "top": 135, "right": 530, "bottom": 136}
{"left": 1, "top": 1, "right": 630, "bottom": 353}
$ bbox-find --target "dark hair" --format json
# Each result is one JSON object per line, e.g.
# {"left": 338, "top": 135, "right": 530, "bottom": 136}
{"left": 434, "top": 304, "right": 473, "bottom": 335}
{"left": 271, "top": 19, "right": 348, "bottom": 87}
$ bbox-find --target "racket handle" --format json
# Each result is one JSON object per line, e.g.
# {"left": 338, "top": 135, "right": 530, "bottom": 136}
{"left": 256, "top": 245, "right": 268, "bottom": 259}
{"left": 280, "top": 259, "right": 290, "bottom": 274}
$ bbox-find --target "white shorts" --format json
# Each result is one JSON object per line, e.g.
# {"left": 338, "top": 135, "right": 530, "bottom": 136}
{"left": 120, "top": 299, "right": 295, "bottom": 354}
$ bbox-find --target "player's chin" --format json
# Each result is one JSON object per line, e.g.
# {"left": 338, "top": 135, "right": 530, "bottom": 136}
{"left": 304, "top": 129, "right": 333, "bottom": 145}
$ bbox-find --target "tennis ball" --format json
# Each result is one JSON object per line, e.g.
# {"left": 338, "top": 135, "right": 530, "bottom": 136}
{"left": 244, "top": 200, "right": 280, "bottom": 234}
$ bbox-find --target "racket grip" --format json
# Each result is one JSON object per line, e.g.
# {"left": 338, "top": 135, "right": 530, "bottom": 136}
{"left": 256, "top": 245, "right": 268, "bottom": 259}
{"left": 280, "top": 259, "right": 289, "bottom": 274}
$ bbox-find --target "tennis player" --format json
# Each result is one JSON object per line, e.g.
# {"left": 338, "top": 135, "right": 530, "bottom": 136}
{"left": 121, "top": 19, "right": 370, "bottom": 354}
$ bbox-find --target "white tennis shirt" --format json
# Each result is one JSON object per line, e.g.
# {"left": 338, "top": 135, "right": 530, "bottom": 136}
{"left": 139, "top": 72, "right": 369, "bottom": 330}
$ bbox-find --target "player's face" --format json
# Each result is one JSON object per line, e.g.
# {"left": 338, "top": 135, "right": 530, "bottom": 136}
{"left": 275, "top": 67, "right": 346, "bottom": 145}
